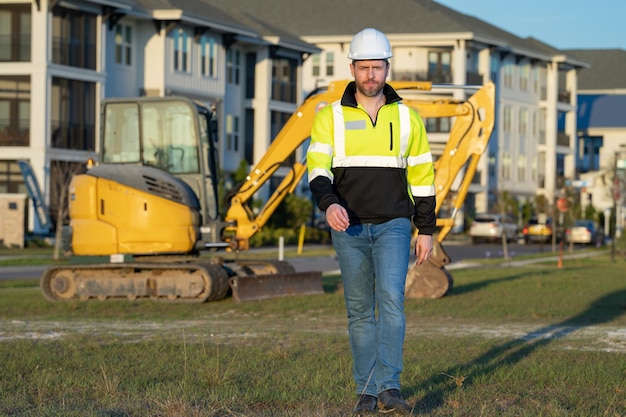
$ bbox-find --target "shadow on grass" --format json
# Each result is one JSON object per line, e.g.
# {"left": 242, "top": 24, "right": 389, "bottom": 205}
{"left": 448, "top": 264, "right": 598, "bottom": 297}
{"left": 448, "top": 269, "right": 553, "bottom": 296}
{"left": 409, "top": 287, "right": 626, "bottom": 413}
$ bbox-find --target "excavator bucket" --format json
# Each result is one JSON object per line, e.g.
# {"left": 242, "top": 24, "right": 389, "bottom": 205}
{"left": 405, "top": 240, "right": 453, "bottom": 299}
{"left": 229, "top": 271, "right": 324, "bottom": 302}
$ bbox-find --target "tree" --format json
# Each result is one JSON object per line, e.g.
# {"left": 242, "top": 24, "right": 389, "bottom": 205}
{"left": 49, "top": 160, "right": 86, "bottom": 260}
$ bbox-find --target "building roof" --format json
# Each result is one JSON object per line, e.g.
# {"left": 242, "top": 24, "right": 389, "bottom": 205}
{"left": 577, "top": 94, "right": 626, "bottom": 129}
{"left": 114, "top": 0, "right": 591, "bottom": 66}
{"left": 565, "top": 49, "right": 626, "bottom": 91}
{"left": 198, "top": 0, "right": 585, "bottom": 65}
{"left": 120, "top": 0, "right": 320, "bottom": 53}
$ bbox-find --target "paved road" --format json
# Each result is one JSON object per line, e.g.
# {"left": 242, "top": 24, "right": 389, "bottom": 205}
{"left": 0, "top": 240, "right": 589, "bottom": 281}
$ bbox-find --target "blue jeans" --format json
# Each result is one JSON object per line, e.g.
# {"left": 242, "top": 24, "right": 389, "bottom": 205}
{"left": 331, "top": 217, "right": 412, "bottom": 396}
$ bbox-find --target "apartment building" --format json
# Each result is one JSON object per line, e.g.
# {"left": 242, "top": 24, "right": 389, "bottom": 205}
{"left": 567, "top": 49, "right": 626, "bottom": 236}
{"left": 0, "top": 0, "right": 319, "bottom": 228}
{"left": 0, "top": 0, "right": 598, "bottom": 236}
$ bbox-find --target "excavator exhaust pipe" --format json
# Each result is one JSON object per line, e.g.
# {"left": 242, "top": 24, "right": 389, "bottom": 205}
{"left": 405, "top": 240, "right": 453, "bottom": 299}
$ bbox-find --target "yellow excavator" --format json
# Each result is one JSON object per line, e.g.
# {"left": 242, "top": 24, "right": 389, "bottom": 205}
{"left": 40, "top": 79, "right": 494, "bottom": 303}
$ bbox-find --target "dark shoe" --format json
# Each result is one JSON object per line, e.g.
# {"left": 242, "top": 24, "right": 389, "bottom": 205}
{"left": 353, "top": 394, "right": 377, "bottom": 415}
{"left": 378, "top": 389, "right": 412, "bottom": 414}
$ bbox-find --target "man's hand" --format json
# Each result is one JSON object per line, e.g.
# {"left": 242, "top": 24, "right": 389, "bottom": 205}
{"left": 326, "top": 203, "right": 350, "bottom": 232}
{"left": 415, "top": 234, "right": 433, "bottom": 266}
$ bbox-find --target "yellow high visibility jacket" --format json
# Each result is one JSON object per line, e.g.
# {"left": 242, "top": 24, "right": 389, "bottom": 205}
{"left": 307, "top": 82, "right": 436, "bottom": 234}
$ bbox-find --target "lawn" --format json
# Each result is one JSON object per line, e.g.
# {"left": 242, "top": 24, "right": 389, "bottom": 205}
{"left": 0, "top": 250, "right": 625, "bottom": 416}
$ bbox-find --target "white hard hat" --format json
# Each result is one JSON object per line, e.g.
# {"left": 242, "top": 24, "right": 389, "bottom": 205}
{"left": 348, "top": 28, "right": 392, "bottom": 60}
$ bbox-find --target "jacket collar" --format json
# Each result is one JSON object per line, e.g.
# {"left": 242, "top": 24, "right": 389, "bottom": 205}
{"left": 340, "top": 81, "right": 403, "bottom": 108}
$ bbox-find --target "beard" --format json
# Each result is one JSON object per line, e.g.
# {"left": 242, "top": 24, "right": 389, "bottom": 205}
{"left": 355, "top": 78, "right": 385, "bottom": 98}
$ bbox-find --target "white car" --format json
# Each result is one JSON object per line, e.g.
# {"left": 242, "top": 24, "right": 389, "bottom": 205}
{"left": 566, "top": 220, "right": 604, "bottom": 245}
{"left": 469, "top": 214, "right": 518, "bottom": 243}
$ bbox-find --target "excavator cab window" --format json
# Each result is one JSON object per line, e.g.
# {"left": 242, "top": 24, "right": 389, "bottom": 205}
{"left": 102, "top": 99, "right": 201, "bottom": 174}
{"left": 102, "top": 103, "right": 140, "bottom": 163}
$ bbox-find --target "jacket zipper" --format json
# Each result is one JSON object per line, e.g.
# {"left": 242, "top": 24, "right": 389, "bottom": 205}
{"left": 389, "top": 122, "right": 393, "bottom": 151}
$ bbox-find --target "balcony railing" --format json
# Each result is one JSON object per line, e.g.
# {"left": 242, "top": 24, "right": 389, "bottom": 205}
{"left": 0, "top": 124, "right": 30, "bottom": 146}
{"left": 0, "top": 35, "right": 31, "bottom": 62}
{"left": 557, "top": 89, "right": 571, "bottom": 104}
{"left": 557, "top": 132, "right": 570, "bottom": 147}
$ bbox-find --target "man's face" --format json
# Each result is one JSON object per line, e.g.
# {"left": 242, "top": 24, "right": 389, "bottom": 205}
{"left": 350, "top": 60, "right": 389, "bottom": 97}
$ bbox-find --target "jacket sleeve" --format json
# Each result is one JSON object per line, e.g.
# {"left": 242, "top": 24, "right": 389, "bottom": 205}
{"left": 406, "top": 107, "right": 437, "bottom": 235}
{"left": 413, "top": 195, "right": 437, "bottom": 235}
{"left": 307, "top": 105, "right": 339, "bottom": 211}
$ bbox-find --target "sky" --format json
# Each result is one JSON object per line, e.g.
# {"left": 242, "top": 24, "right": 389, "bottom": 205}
{"left": 435, "top": 0, "right": 626, "bottom": 50}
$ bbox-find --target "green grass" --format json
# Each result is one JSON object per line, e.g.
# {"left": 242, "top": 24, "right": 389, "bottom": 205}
{"left": 0, "top": 252, "right": 625, "bottom": 416}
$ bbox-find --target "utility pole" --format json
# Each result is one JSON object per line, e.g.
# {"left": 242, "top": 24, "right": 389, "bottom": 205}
{"left": 612, "top": 145, "right": 626, "bottom": 263}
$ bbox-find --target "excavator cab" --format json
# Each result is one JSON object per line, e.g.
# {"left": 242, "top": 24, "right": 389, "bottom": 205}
{"left": 101, "top": 97, "right": 222, "bottom": 235}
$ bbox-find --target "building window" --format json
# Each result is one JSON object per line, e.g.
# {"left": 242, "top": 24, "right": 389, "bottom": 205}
{"left": 245, "top": 52, "right": 256, "bottom": 99}
{"left": 424, "top": 117, "right": 451, "bottom": 133}
{"left": 0, "top": 4, "right": 31, "bottom": 62}
{"left": 51, "top": 7, "right": 96, "bottom": 69}
{"left": 520, "top": 63, "right": 529, "bottom": 91}
{"left": 0, "top": 160, "right": 25, "bottom": 193}
{"left": 172, "top": 28, "right": 190, "bottom": 73}
{"left": 0, "top": 76, "right": 30, "bottom": 146}
{"left": 502, "top": 151, "right": 511, "bottom": 180}
{"left": 503, "top": 106, "right": 512, "bottom": 134}
{"left": 533, "top": 66, "right": 541, "bottom": 95}
{"left": 577, "top": 136, "right": 602, "bottom": 173}
{"left": 244, "top": 109, "right": 255, "bottom": 164}
{"left": 519, "top": 108, "right": 528, "bottom": 135}
{"left": 271, "top": 58, "right": 297, "bottom": 103}
{"left": 115, "top": 24, "right": 132, "bottom": 66}
{"left": 271, "top": 111, "right": 294, "bottom": 166}
{"left": 226, "top": 49, "right": 240, "bottom": 84}
{"left": 50, "top": 77, "right": 96, "bottom": 151}
{"left": 503, "top": 60, "right": 514, "bottom": 88}
{"left": 226, "top": 114, "right": 239, "bottom": 152}
{"left": 428, "top": 51, "right": 451, "bottom": 83}
{"left": 325, "top": 52, "right": 334, "bottom": 76}
{"left": 311, "top": 53, "right": 320, "bottom": 76}
{"left": 200, "top": 35, "right": 217, "bottom": 77}
{"left": 489, "top": 53, "right": 499, "bottom": 83}
{"left": 517, "top": 154, "right": 526, "bottom": 180}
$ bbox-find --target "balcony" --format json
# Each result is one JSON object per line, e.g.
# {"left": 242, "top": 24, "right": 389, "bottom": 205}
{"left": 557, "top": 132, "right": 570, "bottom": 147}
{"left": 557, "top": 89, "right": 571, "bottom": 104}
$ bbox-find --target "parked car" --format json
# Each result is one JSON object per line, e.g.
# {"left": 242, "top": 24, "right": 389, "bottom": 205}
{"left": 566, "top": 220, "right": 604, "bottom": 246}
{"left": 469, "top": 214, "right": 518, "bottom": 243}
{"left": 522, "top": 216, "right": 553, "bottom": 244}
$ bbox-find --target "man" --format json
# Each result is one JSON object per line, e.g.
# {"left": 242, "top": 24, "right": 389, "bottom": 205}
{"left": 307, "top": 28, "right": 436, "bottom": 415}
